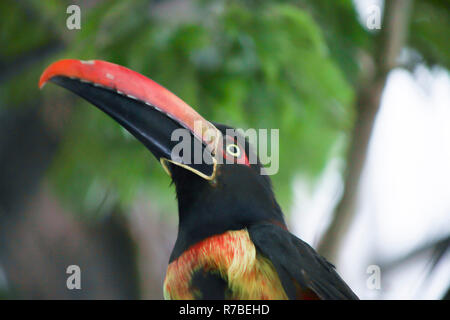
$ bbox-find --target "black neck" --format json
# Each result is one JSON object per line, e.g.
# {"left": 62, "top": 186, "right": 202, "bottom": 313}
{"left": 168, "top": 164, "right": 285, "bottom": 262}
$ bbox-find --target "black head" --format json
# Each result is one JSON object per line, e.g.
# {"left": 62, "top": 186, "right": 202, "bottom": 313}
{"left": 168, "top": 123, "right": 286, "bottom": 261}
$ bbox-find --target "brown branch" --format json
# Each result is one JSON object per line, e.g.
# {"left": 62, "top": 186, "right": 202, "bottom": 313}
{"left": 317, "top": 0, "right": 414, "bottom": 264}
{"left": 377, "top": 235, "right": 450, "bottom": 272}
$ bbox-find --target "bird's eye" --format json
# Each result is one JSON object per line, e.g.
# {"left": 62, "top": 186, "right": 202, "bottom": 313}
{"left": 226, "top": 144, "right": 241, "bottom": 157}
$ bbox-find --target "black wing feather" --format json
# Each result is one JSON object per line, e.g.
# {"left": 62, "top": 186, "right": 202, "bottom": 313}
{"left": 248, "top": 222, "right": 359, "bottom": 300}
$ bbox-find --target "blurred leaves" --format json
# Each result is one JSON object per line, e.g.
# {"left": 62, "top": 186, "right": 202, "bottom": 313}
{"left": 409, "top": 0, "right": 450, "bottom": 69}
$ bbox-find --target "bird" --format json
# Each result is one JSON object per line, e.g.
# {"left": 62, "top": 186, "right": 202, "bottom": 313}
{"left": 39, "top": 59, "right": 358, "bottom": 300}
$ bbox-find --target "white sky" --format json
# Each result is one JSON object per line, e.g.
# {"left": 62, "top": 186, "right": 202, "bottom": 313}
{"left": 291, "top": 66, "right": 450, "bottom": 299}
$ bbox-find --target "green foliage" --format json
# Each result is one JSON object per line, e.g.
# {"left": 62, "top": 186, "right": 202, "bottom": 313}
{"left": 297, "top": 0, "right": 371, "bottom": 84}
{"left": 0, "top": 0, "right": 67, "bottom": 107}
{"left": 409, "top": 0, "right": 450, "bottom": 69}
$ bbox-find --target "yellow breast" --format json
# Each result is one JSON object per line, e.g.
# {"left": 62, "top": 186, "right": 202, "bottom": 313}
{"left": 163, "top": 229, "right": 288, "bottom": 300}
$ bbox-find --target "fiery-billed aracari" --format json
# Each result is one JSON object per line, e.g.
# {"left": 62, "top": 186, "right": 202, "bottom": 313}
{"left": 39, "top": 59, "right": 358, "bottom": 300}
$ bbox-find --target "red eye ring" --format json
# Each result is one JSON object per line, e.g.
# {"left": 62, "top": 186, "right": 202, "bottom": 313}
{"left": 221, "top": 136, "right": 250, "bottom": 166}
{"left": 226, "top": 144, "right": 241, "bottom": 157}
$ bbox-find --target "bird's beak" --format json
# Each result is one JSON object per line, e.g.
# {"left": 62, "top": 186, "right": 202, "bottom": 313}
{"left": 39, "top": 59, "right": 221, "bottom": 180}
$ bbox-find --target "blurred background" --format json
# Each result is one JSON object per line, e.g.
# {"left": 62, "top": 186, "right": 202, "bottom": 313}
{"left": 0, "top": 0, "right": 448, "bottom": 299}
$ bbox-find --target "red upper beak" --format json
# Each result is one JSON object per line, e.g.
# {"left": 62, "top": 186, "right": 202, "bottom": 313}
{"left": 39, "top": 59, "right": 221, "bottom": 179}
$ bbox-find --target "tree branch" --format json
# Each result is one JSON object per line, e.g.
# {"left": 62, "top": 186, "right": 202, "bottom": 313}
{"left": 317, "top": 0, "right": 414, "bottom": 263}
